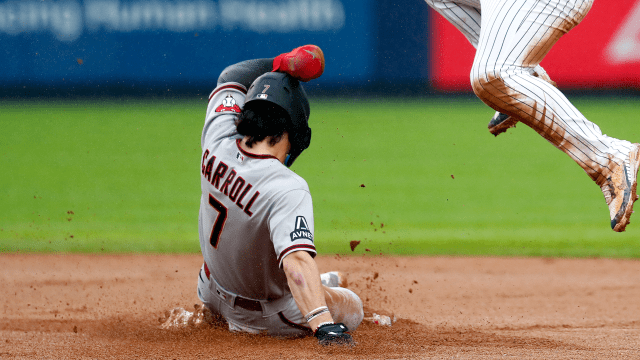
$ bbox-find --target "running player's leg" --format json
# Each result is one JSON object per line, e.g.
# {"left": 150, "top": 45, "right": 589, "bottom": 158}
{"left": 471, "top": 0, "right": 639, "bottom": 231}
{"left": 424, "top": 0, "right": 554, "bottom": 135}
{"left": 323, "top": 286, "right": 364, "bottom": 332}
{"left": 424, "top": 0, "right": 482, "bottom": 47}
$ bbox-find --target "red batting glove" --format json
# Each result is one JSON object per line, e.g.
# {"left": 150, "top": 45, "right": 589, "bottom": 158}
{"left": 272, "top": 45, "right": 325, "bottom": 82}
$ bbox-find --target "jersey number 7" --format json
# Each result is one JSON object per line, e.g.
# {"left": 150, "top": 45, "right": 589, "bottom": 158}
{"left": 208, "top": 194, "right": 228, "bottom": 248}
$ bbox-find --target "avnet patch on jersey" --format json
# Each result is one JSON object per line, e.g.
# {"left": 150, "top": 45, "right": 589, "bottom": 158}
{"left": 290, "top": 216, "right": 313, "bottom": 242}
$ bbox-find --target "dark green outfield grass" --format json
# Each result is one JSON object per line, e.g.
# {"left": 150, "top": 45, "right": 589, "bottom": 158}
{"left": 2, "top": 96, "right": 640, "bottom": 257}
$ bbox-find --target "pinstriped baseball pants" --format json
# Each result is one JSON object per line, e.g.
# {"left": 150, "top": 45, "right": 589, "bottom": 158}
{"left": 425, "top": 0, "right": 633, "bottom": 185}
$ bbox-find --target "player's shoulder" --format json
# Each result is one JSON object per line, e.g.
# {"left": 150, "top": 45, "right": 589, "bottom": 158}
{"left": 270, "top": 165, "right": 311, "bottom": 195}
{"left": 202, "top": 81, "right": 248, "bottom": 147}
{"left": 284, "top": 168, "right": 310, "bottom": 191}
{"left": 207, "top": 81, "right": 247, "bottom": 115}
{"left": 209, "top": 81, "right": 247, "bottom": 100}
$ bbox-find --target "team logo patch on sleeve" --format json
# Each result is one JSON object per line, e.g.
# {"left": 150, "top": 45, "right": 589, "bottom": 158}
{"left": 290, "top": 216, "right": 313, "bottom": 242}
{"left": 215, "top": 95, "right": 241, "bottom": 113}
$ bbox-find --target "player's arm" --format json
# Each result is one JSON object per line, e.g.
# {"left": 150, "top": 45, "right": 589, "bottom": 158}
{"left": 271, "top": 187, "right": 352, "bottom": 345}
{"left": 203, "top": 57, "right": 273, "bottom": 144}
{"left": 282, "top": 250, "right": 333, "bottom": 329}
{"left": 203, "top": 45, "right": 325, "bottom": 143}
{"left": 217, "top": 44, "right": 325, "bottom": 88}
{"left": 282, "top": 251, "right": 353, "bottom": 346}
{"left": 217, "top": 58, "right": 273, "bottom": 88}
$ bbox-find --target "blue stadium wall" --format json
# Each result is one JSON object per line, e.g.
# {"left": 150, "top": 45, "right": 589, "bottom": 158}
{"left": 0, "top": 0, "right": 431, "bottom": 97}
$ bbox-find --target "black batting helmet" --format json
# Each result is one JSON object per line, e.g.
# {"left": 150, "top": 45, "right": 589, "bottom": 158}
{"left": 243, "top": 72, "right": 311, "bottom": 167}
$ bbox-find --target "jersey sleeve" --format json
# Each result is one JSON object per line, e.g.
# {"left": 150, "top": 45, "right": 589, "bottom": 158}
{"left": 202, "top": 82, "right": 247, "bottom": 149}
{"left": 269, "top": 189, "right": 316, "bottom": 268}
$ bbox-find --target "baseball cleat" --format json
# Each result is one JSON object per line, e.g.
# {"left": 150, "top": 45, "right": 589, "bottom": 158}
{"left": 488, "top": 111, "right": 518, "bottom": 136}
{"left": 601, "top": 143, "right": 640, "bottom": 232}
{"left": 320, "top": 271, "right": 348, "bottom": 288}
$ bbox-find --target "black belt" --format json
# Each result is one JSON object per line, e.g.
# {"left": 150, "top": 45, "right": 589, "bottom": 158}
{"left": 204, "top": 262, "right": 263, "bottom": 312}
{"left": 234, "top": 296, "right": 263, "bottom": 312}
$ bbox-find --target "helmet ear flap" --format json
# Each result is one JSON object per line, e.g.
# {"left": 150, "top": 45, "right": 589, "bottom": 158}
{"left": 285, "top": 126, "right": 311, "bottom": 167}
{"left": 296, "top": 125, "right": 311, "bottom": 152}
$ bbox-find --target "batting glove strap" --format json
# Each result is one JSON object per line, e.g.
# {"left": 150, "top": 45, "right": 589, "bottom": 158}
{"left": 314, "top": 322, "right": 354, "bottom": 346}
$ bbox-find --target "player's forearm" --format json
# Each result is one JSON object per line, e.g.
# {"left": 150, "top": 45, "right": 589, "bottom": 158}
{"left": 282, "top": 251, "right": 334, "bottom": 330}
{"left": 217, "top": 45, "right": 325, "bottom": 89}
{"left": 217, "top": 58, "right": 274, "bottom": 88}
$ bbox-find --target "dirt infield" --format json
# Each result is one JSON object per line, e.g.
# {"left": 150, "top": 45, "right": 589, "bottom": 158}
{"left": 2, "top": 254, "right": 640, "bottom": 359}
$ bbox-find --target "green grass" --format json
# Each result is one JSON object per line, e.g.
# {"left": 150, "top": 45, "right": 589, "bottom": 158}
{"left": 2, "top": 96, "right": 640, "bottom": 257}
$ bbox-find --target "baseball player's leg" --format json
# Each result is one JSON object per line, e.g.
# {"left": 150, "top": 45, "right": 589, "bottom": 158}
{"left": 320, "top": 271, "right": 348, "bottom": 288}
{"left": 424, "top": 0, "right": 482, "bottom": 47}
{"left": 266, "top": 286, "right": 364, "bottom": 337}
{"left": 424, "top": 0, "right": 555, "bottom": 136}
{"left": 197, "top": 265, "right": 266, "bottom": 334}
{"left": 197, "top": 265, "right": 313, "bottom": 336}
{"left": 197, "top": 265, "right": 227, "bottom": 318}
{"left": 197, "top": 266, "right": 362, "bottom": 336}
{"left": 486, "top": 65, "right": 557, "bottom": 136}
{"left": 323, "top": 285, "right": 364, "bottom": 332}
{"left": 471, "top": 0, "right": 640, "bottom": 231}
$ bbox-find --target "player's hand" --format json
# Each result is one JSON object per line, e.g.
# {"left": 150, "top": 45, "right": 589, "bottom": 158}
{"left": 272, "top": 45, "right": 325, "bottom": 82}
{"left": 314, "top": 322, "right": 354, "bottom": 346}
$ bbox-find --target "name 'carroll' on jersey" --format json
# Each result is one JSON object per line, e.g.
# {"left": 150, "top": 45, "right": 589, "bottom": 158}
{"left": 199, "top": 82, "right": 316, "bottom": 260}
{"left": 201, "top": 147, "right": 261, "bottom": 217}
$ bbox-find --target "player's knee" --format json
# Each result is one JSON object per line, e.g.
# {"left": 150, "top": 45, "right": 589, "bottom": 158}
{"left": 470, "top": 71, "right": 496, "bottom": 101}
{"left": 349, "top": 290, "right": 364, "bottom": 331}
{"left": 333, "top": 288, "right": 364, "bottom": 331}
{"left": 470, "top": 67, "right": 510, "bottom": 107}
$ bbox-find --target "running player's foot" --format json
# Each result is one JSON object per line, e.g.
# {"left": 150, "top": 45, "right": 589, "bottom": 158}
{"left": 488, "top": 111, "right": 518, "bottom": 136}
{"left": 320, "top": 271, "right": 348, "bottom": 288}
{"left": 601, "top": 143, "right": 640, "bottom": 232}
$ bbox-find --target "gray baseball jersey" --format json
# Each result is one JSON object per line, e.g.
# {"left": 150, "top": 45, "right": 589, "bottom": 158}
{"left": 198, "top": 81, "right": 316, "bottom": 301}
